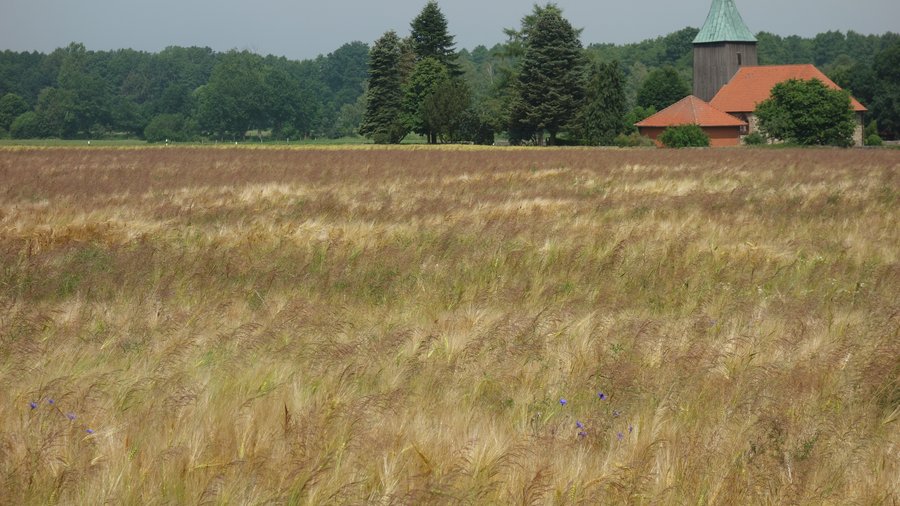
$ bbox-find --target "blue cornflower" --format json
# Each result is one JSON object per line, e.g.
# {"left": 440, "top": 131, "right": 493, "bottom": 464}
{"left": 86, "top": 429, "right": 94, "bottom": 434}
{"left": 597, "top": 392, "right": 606, "bottom": 400}
{"left": 29, "top": 401, "right": 37, "bottom": 410}
{"left": 48, "top": 399, "right": 54, "bottom": 405}
{"left": 578, "top": 431, "right": 587, "bottom": 438}
{"left": 617, "top": 432, "right": 624, "bottom": 441}
{"left": 67, "top": 413, "right": 76, "bottom": 421}
{"left": 559, "top": 398, "right": 567, "bottom": 406}
{"left": 576, "top": 421, "right": 584, "bottom": 429}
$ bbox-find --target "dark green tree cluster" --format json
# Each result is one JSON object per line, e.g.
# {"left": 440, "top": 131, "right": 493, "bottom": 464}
{"left": 361, "top": 1, "right": 476, "bottom": 144}
{"left": 0, "top": 41, "right": 370, "bottom": 141}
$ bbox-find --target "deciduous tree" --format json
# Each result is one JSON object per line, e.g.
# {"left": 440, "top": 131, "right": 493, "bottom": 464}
{"left": 636, "top": 66, "right": 689, "bottom": 111}
{"left": 755, "top": 78, "right": 855, "bottom": 146}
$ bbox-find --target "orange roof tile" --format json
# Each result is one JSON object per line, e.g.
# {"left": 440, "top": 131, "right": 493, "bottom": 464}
{"left": 710, "top": 64, "right": 867, "bottom": 113}
{"left": 635, "top": 95, "right": 747, "bottom": 128}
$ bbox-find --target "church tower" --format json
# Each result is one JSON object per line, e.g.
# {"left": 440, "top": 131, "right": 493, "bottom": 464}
{"left": 693, "top": 0, "right": 758, "bottom": 101}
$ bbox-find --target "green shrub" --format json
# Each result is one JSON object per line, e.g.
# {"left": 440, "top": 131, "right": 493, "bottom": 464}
{"left": 865, "top": 134, "right": 884, "bottom": 146}
{"left": 743, "top": 132, "right": 766, "bottom": 145}
{"left": 659, "top": 124, "right": 710, "bottom": 148}
{"left": 613, "top": 132, "right": 655, "bottom": 147}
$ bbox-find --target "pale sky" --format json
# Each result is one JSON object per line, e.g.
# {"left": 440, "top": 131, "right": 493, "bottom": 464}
{"left": 1, "top": 0, "right": 897, "bottom": 59}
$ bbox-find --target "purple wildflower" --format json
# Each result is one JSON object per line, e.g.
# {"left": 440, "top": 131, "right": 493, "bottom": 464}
{"left": 576, "top": 421, "right": 584, "bottom": 429}
{"left": 67, "top": 413, "right": 76, "bottom": 421}
{"left": 559, "top": 398, "right": 567, "bottom": 406}
{"left": 628, "top": 425, "right": 633, "bottom": 433}
{"left": 617, "top": 432, "right": 624, "bottom": 441}
{"left": 597, "top": 392, "right": 606, "bottom": 400}
{"left": 86, "top": 429, "right": 94, "bottom": 435}
{"left": 578, "top": 431, "right": 587, "bottom": 438}
{"left": 29, "top": 401, "right": 37, "bottom": 410}
{"left": 48, "top": 399, "right": 54, "bottom": 405}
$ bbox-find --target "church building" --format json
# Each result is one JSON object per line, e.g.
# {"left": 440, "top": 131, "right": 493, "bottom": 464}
{"left": 637, "top": 0, "right": 867, "bottom": 146}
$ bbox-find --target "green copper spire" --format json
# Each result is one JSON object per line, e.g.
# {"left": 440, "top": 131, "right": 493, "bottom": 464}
{"left": 693, "top": 0, "right": 757, "bottom": 44}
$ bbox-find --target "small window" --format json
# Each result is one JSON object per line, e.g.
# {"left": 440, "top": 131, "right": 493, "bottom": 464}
{"left": 737, "top": 53, "right": 743, "bottom": 65}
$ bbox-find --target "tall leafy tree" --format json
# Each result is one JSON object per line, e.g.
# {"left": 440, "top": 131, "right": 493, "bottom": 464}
{"left": 360, "top": 31, "right": 408, "bottom": 144}
{"left": 509, "top": 4, "right": 586, "bottom": 145}
{"left": 575, "top": 61, "right": 628, "bottom": 145}
{"left": 755, "top": 78, "right": 856, "bottom": 147}
{"left": 636, "top": 66, "right": 689, "bottom": 111}
{"left": 0, "top": 93, "right": 29, "bottom": 130}
{"left": 409, "top": 1, "right": 460, "bottom": 75}
{"left": 423, "top": 78, "right": 471, "bottom": 142}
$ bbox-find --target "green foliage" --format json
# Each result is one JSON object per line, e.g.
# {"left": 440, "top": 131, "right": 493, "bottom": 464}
{"left": 743, "top": 132, "right": 767, "bottom": 145}
{"left": 637, "top": 66, "right": 689, "bottom": 111}
{"left": 35, "top": 87, "right": 77, "bottom": 138}
{"left": 755, "top": 78, "right": 856, "bottom": 147}
{"left": 613, "top": 132, "right": 655, "bottom": 147}
{"left": 624, "top": 106, "right": 657, "bottom": 132}
{"left": 0, "top": 93, "right": 30, "bottom": 130}
{"left": 658, "top": 124, "right": 710, "bottom": 148}
{"left": 865, "top": 134, "right": 883, "bottom": 146}
{"left": 422, "top": 78, "right": 472, "bottom": 143}
{"left": 403, "top": 58, "right": 450, "bottom": 143}
{"left": 410, "top": 1, "right": 460, "bottom": 75}
{"left": 360, "top": 31, "right": 408, "bottom": 144}
{"left": 509, "top": 5, "right": 586, "bottom": 145}
{"left": 870, "top": 40, "right": 900, "bottom": 139}
{"left": 575, "top": 61, "right": 628, "bottom": 145}
{"left": 144, "top": 114, "right": 196, "bottom": 142}
{"left": 10, "top": 111, "right": 43, "bottom": 139}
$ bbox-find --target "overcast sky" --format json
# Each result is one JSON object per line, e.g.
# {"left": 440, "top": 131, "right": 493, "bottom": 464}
{"left": 2, "top": 0, "right": 898, "bottom": 60}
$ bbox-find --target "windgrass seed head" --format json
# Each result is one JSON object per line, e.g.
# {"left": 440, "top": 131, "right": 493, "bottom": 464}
{"left": 613, "top": 410, "right": 621, "bottom": 417}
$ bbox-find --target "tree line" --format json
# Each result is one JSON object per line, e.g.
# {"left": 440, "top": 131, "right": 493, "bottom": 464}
{"left": 0, "top": 2, "right": 897, "bottom": 143}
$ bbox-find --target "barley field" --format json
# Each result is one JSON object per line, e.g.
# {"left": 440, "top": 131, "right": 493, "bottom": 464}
{"left": 1, "top": 146, "right": 898, "bottom": 505}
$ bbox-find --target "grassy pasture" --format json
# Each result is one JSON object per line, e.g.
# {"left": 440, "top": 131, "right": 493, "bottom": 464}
{"left": 0, "top": 146, "right": 898, "bottom": 504}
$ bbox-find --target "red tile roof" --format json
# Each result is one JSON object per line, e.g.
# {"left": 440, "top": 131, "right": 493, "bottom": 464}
{"left": 635, "top": 95, "right": 747, "bottom": 128}
{"left": 710, "top": 64, "right": 867, "bottom": 113}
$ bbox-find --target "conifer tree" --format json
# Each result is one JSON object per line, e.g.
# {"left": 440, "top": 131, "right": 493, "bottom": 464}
{"left": 410, "top": 1, "right": 460, "bottom": 75}
{"left": 360, "top": 31, "right": 408, "bottom": 144}
{"left": 509, "top": 5, "right": 586, "bottom": 145}
{"left": 576, "top": 61, "right": 628, "bottom": 145}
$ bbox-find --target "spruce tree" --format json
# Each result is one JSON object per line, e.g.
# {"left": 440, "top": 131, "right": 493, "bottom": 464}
{"left": 410, "top": 1, "right": 460, "bottom": 75}
{"left": 509, "top": 6, "right": 586, "bottom": 145}
{"left": 576, "top": 61, "right": 628, "bottom": 145}
{"left": 360, "top": 31, "right": 408, "bottom": 144}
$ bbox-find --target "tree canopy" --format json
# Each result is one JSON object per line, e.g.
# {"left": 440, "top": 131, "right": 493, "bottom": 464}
{"left": 755, "top": 78, "right": 856, "bottom": 147}
{"left": 509, "top": 5, "right": 586, "bottom": 145}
